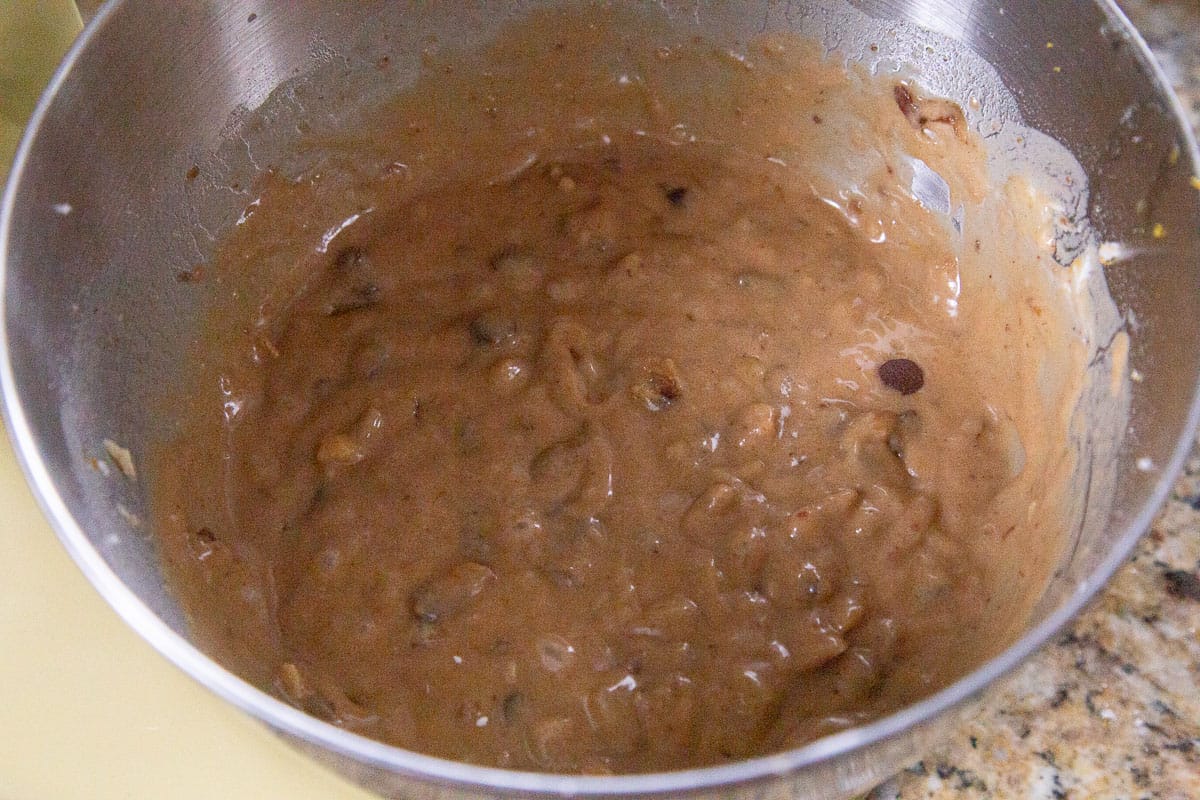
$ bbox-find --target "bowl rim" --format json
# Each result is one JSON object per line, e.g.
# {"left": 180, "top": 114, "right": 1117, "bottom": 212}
{"left": 3, "top": 0, "right": 1199, "bottom": 795}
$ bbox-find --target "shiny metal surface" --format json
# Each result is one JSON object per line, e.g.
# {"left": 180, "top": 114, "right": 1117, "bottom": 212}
{"left": 2, "top": 2, "right": 1198, "bottom": 798}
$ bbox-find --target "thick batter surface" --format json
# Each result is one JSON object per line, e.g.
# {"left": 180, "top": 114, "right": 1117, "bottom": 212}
{"left": 154, "top": 7, "right": 1085, "bottom": 773}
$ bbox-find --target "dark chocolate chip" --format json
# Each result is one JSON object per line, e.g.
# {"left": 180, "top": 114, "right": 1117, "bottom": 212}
{"left": 333, "top": 246, "right": 368, "bottom": 271}
{"left": 501, "top": 691, "right": 523, "bottom": 723}
{"left": 879, "top": 358, "right": 924, "bottom": 395}
{"left": 469, "top": 312, "right": 516, "bottom": 345}
{"left": 651, "top": 375, "right": 681, "bottom": 404}
{"left": 664, "top": 186, "right": 688, "bottom": 207}
{"left": 459, "top": 526, "right": 493, "bottom": 563}
{"left": 324, "top": 283, "right": 379, "bottom": 316}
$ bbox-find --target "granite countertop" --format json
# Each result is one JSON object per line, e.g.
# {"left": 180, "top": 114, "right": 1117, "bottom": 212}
{"left": 871, "top": 2, "right": 1200, "bottom": 797}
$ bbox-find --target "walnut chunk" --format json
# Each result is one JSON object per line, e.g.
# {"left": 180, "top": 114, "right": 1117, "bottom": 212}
{"left": 411, "top": 562, "right": 497, "bottom": 623}
{"left": 102, "top": 439, "right": 137, "bottom": 481}
{"left": 894, "top": 82, "right": 967, "bottom": 142}
{"left": 316, "top": 433, "right": 364, "bottom": 465}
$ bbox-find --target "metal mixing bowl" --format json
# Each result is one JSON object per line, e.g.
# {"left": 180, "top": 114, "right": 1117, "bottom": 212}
{"left": 3, "top": 2, "right": 1199, "bottom": 798}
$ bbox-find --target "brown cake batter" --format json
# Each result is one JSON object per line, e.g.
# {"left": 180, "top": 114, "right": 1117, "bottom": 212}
{"left": 152, "top": 6, "right": 1087, "bottom": 774}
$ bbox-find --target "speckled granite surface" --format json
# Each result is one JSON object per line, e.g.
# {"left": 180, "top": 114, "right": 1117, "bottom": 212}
{"left": 869, "top": 2, "right": 1200, "bottom": 797}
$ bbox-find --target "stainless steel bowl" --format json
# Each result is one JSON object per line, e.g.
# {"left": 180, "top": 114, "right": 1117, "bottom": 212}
{"left": 3, "top": 2, "right": 1199, "bottom": 798}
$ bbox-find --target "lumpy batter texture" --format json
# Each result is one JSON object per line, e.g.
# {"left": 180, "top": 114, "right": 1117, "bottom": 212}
{"left": 154, "top": 7, "right": 1084, "bottom": 774}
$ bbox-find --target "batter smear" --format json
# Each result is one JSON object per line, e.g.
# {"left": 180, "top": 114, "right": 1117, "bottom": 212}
{"left": 153, "top": 6, "right": 1086, "bottom": 773}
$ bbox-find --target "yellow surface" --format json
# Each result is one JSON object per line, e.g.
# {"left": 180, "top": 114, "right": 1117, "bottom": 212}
{"left": 1, "top": 114, "right": 22, "bottom": 183}
{"left": 0, "top": 0, "right": 81, "bottom": 182}
{"left": 0, "top": 0, "right": 81, "bottom": 124}
{"left": 0, "top": 434, "right": 378, "bottom": 799}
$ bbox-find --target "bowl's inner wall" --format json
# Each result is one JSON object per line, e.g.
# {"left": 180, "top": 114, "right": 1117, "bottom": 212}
{"left": 3, "top": 0, "right": 1198, "bottom": 747}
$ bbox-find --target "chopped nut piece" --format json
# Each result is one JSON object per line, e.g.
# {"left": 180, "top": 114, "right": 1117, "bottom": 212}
{"left": 277, "top": 662, "right": 308, "bottom": 702}
{"left": 103, "top": 439, "right": 137, "bottom": 481}
{"left": 411, "top": 562, "right": 497, "bottom": 622}
{"left": 116, "top": 504, "right": 141, "bottom": 528}
{"left": 894, "top": 82, "right": 967, "bottom": 141}
{"left": 316, "top": 433, "right": 364, "bottom": 465}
